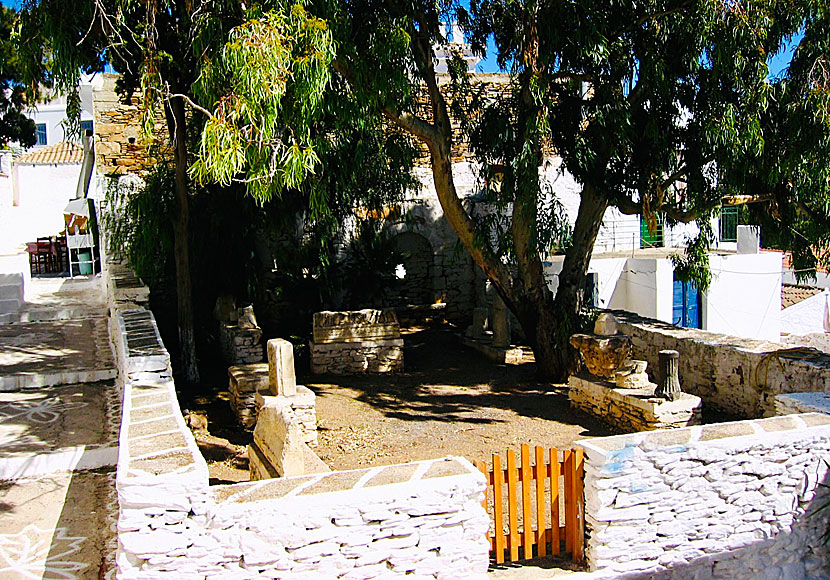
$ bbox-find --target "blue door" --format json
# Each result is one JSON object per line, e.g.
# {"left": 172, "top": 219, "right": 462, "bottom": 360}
{"left": 673, "top": 279, "right": 700, "bottom": 328}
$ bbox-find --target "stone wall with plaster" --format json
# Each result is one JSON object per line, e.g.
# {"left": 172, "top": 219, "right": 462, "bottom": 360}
{"left": 578, "top": 414, "right": 830, "bottom": 579}
{"left": 613, "top": 310, "right": 830, "bottom": 418}
{"left": 105, "top": 265, "right": 489, "bottom": 579}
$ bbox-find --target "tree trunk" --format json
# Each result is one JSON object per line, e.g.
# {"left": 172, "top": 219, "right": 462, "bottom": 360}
{"left": 166, "top": 95, "right": 200, "bottom": 384}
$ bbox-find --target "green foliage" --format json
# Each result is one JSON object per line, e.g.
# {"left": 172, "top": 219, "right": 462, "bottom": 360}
{"left": 191, "top": 4, "right": 335, "bottom": 202}
{"left": 671, "top": 227, "right": 714, "bottom": 294}
{"left": 103, "top": 169, "right": 175, "bottom": 286}
{"left": 0, "top": 6, "right": 36, "bottom": 147}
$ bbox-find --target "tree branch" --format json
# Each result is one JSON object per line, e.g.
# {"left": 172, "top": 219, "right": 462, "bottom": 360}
{"left": 610, "top": 0, "right": 694, "bottom": 40}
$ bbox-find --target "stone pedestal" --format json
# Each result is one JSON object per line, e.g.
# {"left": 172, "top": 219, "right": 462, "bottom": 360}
{"left": 569, "top": 374, "right": 702, "bottom": 432}
{"left": 219, "top": 322, "right": 264, "bottom": 365}
{"left": 310, "top": 309, "right": 404, "bottom": 374}
{"left": 228, "top": 363, "right": 269, "bottom": 429}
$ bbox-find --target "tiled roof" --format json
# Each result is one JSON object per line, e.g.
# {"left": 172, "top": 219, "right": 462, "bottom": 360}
{"left": 782, "top": 284, "right": 823, "bottom": 309}
{"left": 14, "top": 141, "right": 83, "bottom": 166}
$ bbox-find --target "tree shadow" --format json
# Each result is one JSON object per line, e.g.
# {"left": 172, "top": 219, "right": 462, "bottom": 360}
{"left": 303, "top": 326, "right": 614, "bottom": 438}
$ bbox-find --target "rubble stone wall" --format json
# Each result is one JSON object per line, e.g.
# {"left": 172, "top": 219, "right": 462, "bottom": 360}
{"left": 311, "top": 310, "right": 404, "bottom": 374}
{"left": 219, "top": 322, "right": 264, "bottom": 365}
{"left": 613, "top": 310, "right": 830, "bottom": 418}
{"left": 106, "top": 266, "right": 488, "bottom": 579}
{"left": 568, "top": 375, "right": 702, "bottom": 433}
{"left": 578, "top": 414, "right": 830, "bottom": 579}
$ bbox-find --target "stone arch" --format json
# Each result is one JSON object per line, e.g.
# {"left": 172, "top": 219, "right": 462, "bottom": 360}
{"left": 391, "top": 231, "right": 434, "bottom": 305}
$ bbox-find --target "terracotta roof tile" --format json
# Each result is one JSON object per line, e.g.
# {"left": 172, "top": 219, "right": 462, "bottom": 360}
{"left": 14, "top": 141, "right": 83, "bottom": 166}
{"left": 782, "top": 283, "right": 822, "bottom": 309}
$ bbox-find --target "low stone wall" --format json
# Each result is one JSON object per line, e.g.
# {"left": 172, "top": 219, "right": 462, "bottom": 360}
{"left": 107, "top": 266, "right": 488, "bottom": 579}
{"left": 219, "top": 322, "right": 264, "bottom": 365}
{"left": 578, "top": 414, "right": 830, "bottom": 579}
{"left": 613, "top": 310, "right": 830, "bottom": 418}
{"left": 311, "top": 310, "right": 404, "bottom": 374}
{"left": 569, "top": 374, "right": 702, "bottom": 432}
{"left": 775, "top": 392, "right": 830, "bottom": 416}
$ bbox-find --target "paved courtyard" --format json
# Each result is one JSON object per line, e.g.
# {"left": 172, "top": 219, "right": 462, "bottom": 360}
{"left": 0, "top": 209, "right": 120, "bottom": 580}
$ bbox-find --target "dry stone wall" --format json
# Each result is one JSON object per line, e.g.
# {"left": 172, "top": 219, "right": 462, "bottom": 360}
{"left": 578, "top": 414, "right": 830, "bottom": 579}
{"left": 569, "top": 375, "right": 702, "bottom": 432}
{"left": 106, "top": 264, "right": 489, "bottom": 579}
{"left": 219, "top": 319, "right": 264, "bottom": 365}
{"left": 311, "top": 310, "right": 404, "bottom": 374}
{"left": 612, "top": 310, "right": 830, "bottom": 418}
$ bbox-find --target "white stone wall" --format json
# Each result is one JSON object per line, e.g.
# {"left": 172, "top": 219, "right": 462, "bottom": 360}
{"left": 578, "top": 414, "right": 830, "bottom": 579}
{"left": 781, "top": 291, "right": 829, "bottom": 337}
{"left": 613, "top": 310, "right": 830, "bottom": 418}
{"left": 106, "top": 265, "right": 489, "bottom": 579}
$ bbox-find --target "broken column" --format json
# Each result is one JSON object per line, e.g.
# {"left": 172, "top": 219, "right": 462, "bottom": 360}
{"left": 217, "top": 300, "right": 264, "bottom": 365}
{"left": 656, "top": 349, "right": 682, "bottom": 401}
{"left": 250, "top": 338, "right": 326, "bottom": 480}
{"left": 491, "top": 294, "right": 511, "bottom": 348}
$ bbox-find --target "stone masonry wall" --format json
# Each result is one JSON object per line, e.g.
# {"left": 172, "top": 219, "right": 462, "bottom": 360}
{"left": 568, "top": 375, "right": 702, "bottom": 433}
{"left": 613, "top": 310, "right": 830, "bottom": 418}
{"left": 93, "top": 74, "right": 168, "bottom": 176}
{"left": 105, "top": 264, "right": 489, "bottom": 579}
{"left": 578, "top": 414, "right": 830, "bottom": 579}
{"left": 311, "top": 310, "right": 404, "bottom": 374}
{"left": 219, "top": 322, "right": 264, "bottom": 365}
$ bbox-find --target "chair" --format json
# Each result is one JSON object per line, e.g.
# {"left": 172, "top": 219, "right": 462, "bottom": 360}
{"left": 35, "top": 237, "right": 54, "bottom": 274}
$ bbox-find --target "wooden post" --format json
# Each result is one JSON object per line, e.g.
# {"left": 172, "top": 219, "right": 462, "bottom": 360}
{"left": 535, "top": 447, "right": 547, "bottom": 557}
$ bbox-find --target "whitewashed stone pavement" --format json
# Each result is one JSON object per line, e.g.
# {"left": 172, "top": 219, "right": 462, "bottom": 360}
{"left": 0, "top": 273, "right": 120, "bottom": 579}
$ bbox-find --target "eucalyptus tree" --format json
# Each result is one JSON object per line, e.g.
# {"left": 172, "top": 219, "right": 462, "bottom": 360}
{"left": 301, "top": 0, "right": 830, "bottom": 380}
{"left": 16, "top": 0, "right": 338, "bottom": 383}
{"left": 0, "top": 5, "right": 36, "bottom": 148}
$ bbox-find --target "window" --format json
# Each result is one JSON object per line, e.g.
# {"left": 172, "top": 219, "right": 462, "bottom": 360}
{"left": 720, "top": 206, "right": 739, "bottom": 242}
{"left": 80, "top": 120, "right": 94, "bottom": 135}
{"left": 35, "top": 123, "right": 47, "bottom": 146}
{"left": 640, "top": 214, "right": 664, "bottom": 248}
{"left": 584, "top": 272, "right": 598, "bottom": 307}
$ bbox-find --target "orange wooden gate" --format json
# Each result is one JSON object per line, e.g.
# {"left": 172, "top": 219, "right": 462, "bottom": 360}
{"left": 474, "top": 445, "right": 585, "bottom": 564}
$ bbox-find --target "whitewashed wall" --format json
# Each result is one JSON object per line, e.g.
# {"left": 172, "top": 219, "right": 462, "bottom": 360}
{"left": 578, "top": 414, "right": 830, "bottom": 579}
{"left": 781, "top": 291, "right": 829, "bottom": 336}
{"left": 12, "top": 164, "right": 80, "bottom": 238}
{"left": 614, "top": 310, "right": 830, "bottom": 418}
{"left": 106, "top": 262, "right": 489, "bottom": 580}
{"left": 705, "top": 253, "right": 782, "bottom": 343}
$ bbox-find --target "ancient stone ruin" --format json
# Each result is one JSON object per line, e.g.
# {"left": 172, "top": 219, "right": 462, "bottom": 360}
{"left": 216, "top": 298, "right": 265, "bottom": 365}
{"left": 568, "top": 313, "right": 702, "bottom": 432}
{"left": 249, "top": 338, "right": 328, "bottom": 479}
{"left": 310, "top": 309, "right": 404, "bottom": 374}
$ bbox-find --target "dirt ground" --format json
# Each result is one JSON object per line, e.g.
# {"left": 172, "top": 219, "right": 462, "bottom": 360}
{"left": 182, "top": 324, "right": 617, "bottom": 484}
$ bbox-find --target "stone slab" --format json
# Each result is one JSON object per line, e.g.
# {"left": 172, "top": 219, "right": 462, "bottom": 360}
{"left": 461, "top": 335, "right": 525, "bottom": 365}
{"left": 775, "top": 392, "right": 830, "bottom": 415}
{"left": 0, "top": 470, "right": 118, "bottom": 579}
{"left": 0, "top": 317, "right": 116, "bottom": 391}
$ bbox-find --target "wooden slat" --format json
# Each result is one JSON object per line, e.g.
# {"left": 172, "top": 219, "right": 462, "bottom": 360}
{"left": 475, "top": 460, "right": 490, "bottom": 553}
{"left": 493, "top": 453, "right": 505, "bottom": 564}
{"left": 521, "top": 444, "right": 533, "bottom": 558}
{"left": 573, "top": 448, "right": 585, "bottom": 564}
{"left": 535, "top": 446, "right": 547, "bottom": 557}
{"left": 507, "top": 449, "right": 519, "bottom": 561}
{"left": 550, "top": 448, "right": 560, "bottom": 555}
{"left": 563, "top": 449, "right": 573, "bottom": 555}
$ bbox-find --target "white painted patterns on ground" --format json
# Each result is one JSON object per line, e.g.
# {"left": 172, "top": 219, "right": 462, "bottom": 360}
{"left": 0, "top": 525, "right": 88, "bottom": 580}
